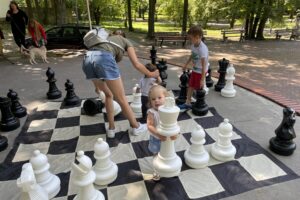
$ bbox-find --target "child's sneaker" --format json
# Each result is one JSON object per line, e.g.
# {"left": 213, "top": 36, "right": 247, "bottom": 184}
{"left": 152, "top": 172, "right": 160, "bottom": 181}
{"left": 107, "top": 129, "right": 115, "bottom": 138}
{"left": 178, "top": 103, "right": 192, "bottom": 110}
{"left": 129, "top": 123, "right": 147, "bottom": 136}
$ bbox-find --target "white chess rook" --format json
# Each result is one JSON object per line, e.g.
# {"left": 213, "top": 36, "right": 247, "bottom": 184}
{"left": 72, "top": 151, "right": 104, "bottom": 200}
{"left": 153, "top": 97, "right": 182, "bottom": 177}
{"left": 184, "top": 125, "right": 209, "bottom": 168}
{"left": 29, "top": 150, "right": 60, "bottom": 199}
{"left": 93, "top": 138, "right": 118, "bottom": 185}
{"left": 99, "top": 91, "right": 121, "bottom": 116}
{"left": 17, "top": 163, "right": 49, "bottom": 200}
{"left": 130, "top": 84, "right": 142, "bottom": 118}
{"left": 211, "top": 119, "right": 236, "bottom": 161}
{"left": 221, "top": 64, "right": 236, "bottom": 97}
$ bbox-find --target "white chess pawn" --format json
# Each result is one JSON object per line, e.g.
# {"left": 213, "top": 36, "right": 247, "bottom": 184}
{"left": 184, "top": 125, "right": 209, "bottom": 168}
{"left": 71, "top": 151, "right": 104, "bottom": 200}
{"left": 153, "top": 97, "right": 182, "bottom": 178}
{"left": 29, "top": 150, "right": 60, "bottom": 199}
{"left": 99, "top": 91, "right": 122, "bottom": 116}
{"left": 93, "top": 138, "right": 118, "bottom": 185}
{"left": 211, "top": 119, "right": 236, "bottom": 161}
{"left": 221, "top": 64, "right": 236, "bottom": 97}
{"left": 17, "top": 163, "right": 49, "bottom": 200}
{"left": 130, "top": 84, "right": 142, "bottom": 118}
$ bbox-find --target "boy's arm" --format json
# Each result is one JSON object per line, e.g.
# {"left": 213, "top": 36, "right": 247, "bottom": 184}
{"left": 147, "top": 113, "right": 167, "bottom": 141}
{"left": 200, "top": 57, "right": 206, "bottom": 89}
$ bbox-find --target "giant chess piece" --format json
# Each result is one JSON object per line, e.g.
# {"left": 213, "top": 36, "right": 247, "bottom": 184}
{"left": 0, "top": 97, "right": 20, "bottom": 132}
{"left": 184, "top": 125, "right": 209, "bottom": 168}
{"left": 30, "top": 150, "right": 61, "bottom": 199}
{"left": 7, "top": 89, "right": 27, "bottom": 118}
{"left": 0, "top": 132, "right": 8, "bottom": 151}
{"left": 150, "top": 45, "right": 157, "bottom": 65}
{"left": 176, "top": 70, "right": 189, "bottom": 105}
{"left": 157, "top": 59, "right": 168, "bottom": 88}
{"left": 206, "top": 68, "right": 214, "bottom": 87}
{"left": 130, "top": 84, "right": 142, "bottom": 118}
{"left": 99, "top": 91, "right": 121, "bottom": 116}
{"left": 153, "top": 97, "right": 182, "bottom": 177}
{"left": 93, "top": 138, "right": 118, "bottom": 185}
{"left": 71, "top": 151, "right": 105, "bottom": 200}
{"left": 17, "top": 163, "right": 49, "bottom": 200}
{"left": 211, "top": 119, "right": 236, "bottom": 161}
{"left": 46, "top": 67, "right": 62, "bottom": 100}
{"left": 221, "top": 64, "right": 236, "bottom": 97}
{"left": 215, "top": 58, "right": 229, "bottom": 92}
{"left": 83, "top": 99, "right": 104, "bottom": 116}
{"left": 63, "top": 79, "right": 80, "bottom": 106}
{"left": 192, "top": 89, "right": 209, "bottom": 116}
{"left": 269, "top": 107, "right": 297, "bottom": 156}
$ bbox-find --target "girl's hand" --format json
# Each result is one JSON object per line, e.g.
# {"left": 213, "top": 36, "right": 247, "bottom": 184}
{"left": 170, "top": 134, "right": 179, "bottom": 140}
{"left": 158, "top": 135, "right": 167, "bottom": 141}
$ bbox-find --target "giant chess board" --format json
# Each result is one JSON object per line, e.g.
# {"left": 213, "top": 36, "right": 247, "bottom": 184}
{"left": 0, "top": 91, "right": 299, "bottom": 200}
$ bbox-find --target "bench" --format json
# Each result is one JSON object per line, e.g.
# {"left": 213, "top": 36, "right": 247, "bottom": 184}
{"left": 274, "top": 28, "right": 298, "bottom": 40}
{"left": 221, "top": 29, "right": 245, "bottom": 42}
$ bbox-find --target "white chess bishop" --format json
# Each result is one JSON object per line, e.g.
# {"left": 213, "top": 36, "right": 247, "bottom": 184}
{"left": 221, "top": 63, "right": 236, "bottom": 97}
{"left": 153, "top": 97, "right": 182, "bottom": 177}
{"left": 99, "top": 91, "right": 121, "bottom": 116}
{"left": 29, "top": 150, "right": 60, "bottom": 199}
{"left": 71, "top": 151, "right": 105, "bottom": 200}
{"left": 130, "top": 84, "right": 142, "bottom": 118}
{"left": 93, "top": 138, "right": 118, "bottom": 185}
{"left": 17, "top": 163, "right": 49, "bottom": 200}
{"left": 211, "top": 119, "right": 236, "bottom": 161}
{"left": 184, "top": 125, "right": 209, "bottom": 168}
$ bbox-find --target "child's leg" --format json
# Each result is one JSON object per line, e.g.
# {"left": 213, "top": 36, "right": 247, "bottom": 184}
{"left": 186, "top": 87, "right": 194, "bottom": 105}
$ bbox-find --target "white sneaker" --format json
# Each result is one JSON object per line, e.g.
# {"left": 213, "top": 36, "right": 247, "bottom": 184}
{"left": 129, "top": 123, "right": 147, "bottom": 136}
{"left": 107, "top": 129, "right": 115, "bottom": 138}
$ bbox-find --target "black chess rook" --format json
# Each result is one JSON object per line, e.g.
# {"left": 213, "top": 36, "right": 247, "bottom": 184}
{"left": 46, "top": 67, "right": 62, "bottom": 100}
{"left": 206, "top": 68, "right": 214, "bottom": 87}
{"left": 0, "top": 97, "right": 20, "bottom": 132}
{"left": 64, "top": 79, "right": 80, "bottom": 106}
{"left": 7, "top": 89, "right": 27, "bottom": 118}
{"left": 176, "top": 70, "right": 189, "bottom": 105}
{"left": 192, "top": 89, "right": 209, "bottom": 116}
{"left": 269, "top": 107, "right": 297, "bottom": 156}
{"left": 215, "top": 58, "right": 229, "bottom": 92}
{"left": 83, "top": 99, "right": 104, "bottom": 116}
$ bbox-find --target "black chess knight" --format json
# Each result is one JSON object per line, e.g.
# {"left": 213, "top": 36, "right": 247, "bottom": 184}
{"left": 7, "top": 89, "right": 27, "bottom": 118}
{"left": 63, "top": 79, "right": 80, "bottom": 106}
{"left": 269, "top": 107, "right": 297, "bottom": 156}
{"left": 215, "top": 58, "right": 229, "bottom": 92}
{"left": 176, "top": 70, "right": 190, "bottom": 105}
{"left": 0, "top": 97, "right": 20, "bottom": 132}
{"left": 192, "top": 89, "right": 209, "bottom": 116}
{"left": 46, "top": 67, "right": 62, "bottom": 99}
{"left": 83, "top": 99, "right": 104, "bottom": 116}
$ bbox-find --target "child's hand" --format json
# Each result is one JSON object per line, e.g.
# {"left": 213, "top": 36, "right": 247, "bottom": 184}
{"left": 170, "top": 134, "right": 179, "bottom": 140}
{"left": 158, "top": 135, "right": 167, "bottom": 141}
{"left": 95, "top": 88, "right": 100, "bottom": 95}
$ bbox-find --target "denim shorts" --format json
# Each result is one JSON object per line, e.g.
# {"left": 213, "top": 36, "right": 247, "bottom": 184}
{"left": 148, "top": 135, "right": 161, "bottom": 154}
{"left": 82, "top": 50, "right": 120, "bottom": 80}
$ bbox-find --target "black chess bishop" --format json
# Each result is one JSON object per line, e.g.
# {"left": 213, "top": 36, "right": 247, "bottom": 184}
{"left": 63, "top": 79, "right": 80, "bottom": 106}
{"left": 46, "top": 67, "right": 62, "bottom": 99}
{"left": 0, "top": 97, "right": 20, "bottom": 132}
{"left": 83, "top": 99, "right": 104, "bottom": 116}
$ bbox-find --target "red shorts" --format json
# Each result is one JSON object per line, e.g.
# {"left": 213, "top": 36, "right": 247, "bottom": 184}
{"left": 189, "top": 71, "right": 203, "bottom": 90}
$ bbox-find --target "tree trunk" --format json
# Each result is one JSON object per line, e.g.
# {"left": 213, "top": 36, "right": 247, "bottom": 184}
{"left": 182, "top": 0, "right": 188, "bottom": 34}
{"left": 50, "top": 0, "right": 57, "bottom": 25}
{"left": 244, "top": 15, "right": 250, "bottom": 39}
{"left": 127, "top": 0, "right": 134, "bottom": 31}
{"left": 93, "top": 7, "right": 101, "bottom": 25}
{"left": 248, "top": 12, "right": 255, "bottom": 39}
{"left": 34, "top": 0, "right": 41, "bottom": 21}
{"left": 56, "top": 0, "right": 66, "bottom": 25}
{"left": 251, "top": 0, "right": 263, "bottom": 39}
{"left": 147, "top": 0, "right": 156, "bottom": 39}
{"left": 43, "top": 0, "right": 49, "bottom": 25}
{"left": 25, "top": 0, "right": 34, "bottom": 19}
{"left": 256, "top": 0, "right": 273, "bottom": 40}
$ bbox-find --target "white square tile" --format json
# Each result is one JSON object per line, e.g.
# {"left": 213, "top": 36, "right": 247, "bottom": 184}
{"left": 27, "top": 119, "right": 57, "bottom": 132}
{"left": 0, "top": 180, "right": 21, "bottom": 200}
{"left": 138, "top": 156, "right": 154, "bottom": 180}
{"left": 80, "top": 113, "right": 105, "bottom": 126}
{"left": 76, "top": 135, "right": 104, "bottom": 152}
{"left": 186, "top": 109, "right": 213, "bottom": 119}
{"left": 47, "top": 153, "right": 76, "bottom": 174}
{"left": 178, "top": 119, "right": 199, "bottom": 134}
{"left": 205, "top": 127, "right": 241, "bottom": 141}
{"left": 106, "top": 120, "right": 130, "bottom": 134}
{"left": 179, "top": 168, "right": 224, "bottom": 199}
{"left": 51, "top": 126, "right": 80, "bottom": 141}
{"left": 128, "top": 129, "right": 150, "bottom": 143}
{"left": 37, "top": 102, "right": 62, "bottom": 111}
{"left": 174, "top": 134, "right": 190, "bottom": 152}
{"left": 12, "top": 142, "right": 50, "bottom": 162}
{"left": 238, "top": 154, "right": 287, "bottom": 181}
{"left": 110, "top": 143, "right": 137, "bottom": 164}
{"left": 57, "top": 107, "right": 81, "bottom": 118}
{"left": 107, "top": 181, "right": 150, "bottom": 200}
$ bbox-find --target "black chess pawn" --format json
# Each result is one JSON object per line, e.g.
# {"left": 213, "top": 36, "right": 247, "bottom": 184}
{"left": 150, "top": 45, "right": 157, "bottom": 65}
{"left": 269, "top": 107, "right": 297, "bottom": 156}
{"left": 214, "top": 58, "right": 229, "bottom": 92}
{"left": 63, "top": 79, "right": 80, "bottom": 106}
{"left": 176, "top": 70, "right": 189, "bottom": 105}
{"left": 157, "top": 59, "right": 168, "bottom": 88}
{"left": 83, "top": 99, "right": 104, "bottom": 116}
{"left": 7, "top": 89, "right": 27, "bottom": 118}
{"left": 206, "top": 68, "right": 214, "bottom": 87}
{"left": 0, "top": 97, "right": 20, "bottom": 132}
{"left": 192, "top": 89, "right": 209, "bottom": 116}
{"left": 46, "top": 67, "right": 62, "bottom": 99}
{"left": 0, "top": 133, "right": 8, "bottom": 151}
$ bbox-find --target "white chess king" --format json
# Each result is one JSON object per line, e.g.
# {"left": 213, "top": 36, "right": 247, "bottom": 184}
{"left": 153, "top": 97, "right": 182, "bottom": 177}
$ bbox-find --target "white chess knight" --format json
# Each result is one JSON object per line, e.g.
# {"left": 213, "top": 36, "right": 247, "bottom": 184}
{"left": 93, "top": 138, "right": 118, "bottom": 185}
{"left": 153, "top": 97, "right": 182, "bottom": 178}
{"left": 71, "top": 151, "right": 105, "bottom": 200}
{"left": 211, "top": 119, "right": 236, "bottom": 161}
{"left": 17, "top": 163, "right": 49, "bottom": 200}
{"left": 221, "top": 63, "right": 236, "bottom": 97}
{"left": 130, "top": 84, "right": 142, "bottom": 118}
{"left": 184, "top": 125, "right": 209, "bottom": 168}
{"left": 29, "top": 150, "right": 60, "bottom": 199}
{"left": 99, "top": 91, "right": 121, "bottom": 116}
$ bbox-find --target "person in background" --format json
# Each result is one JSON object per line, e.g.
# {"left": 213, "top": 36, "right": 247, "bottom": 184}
{"left": 28, "top": 19, "right": 47, "bottom": 47}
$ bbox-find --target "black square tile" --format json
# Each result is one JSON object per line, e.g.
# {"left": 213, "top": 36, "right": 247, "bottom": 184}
{"left": 131, "top": 140, "right": 153, "bottom": 158}
{"left": 48, "top": 137, "right": 79, "bottom": 154}
{"left": 55, "top": 116, "right": 80, "bottom": 128}
{"left": 80, "top": 123, "right": 106, "bottom": 136}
